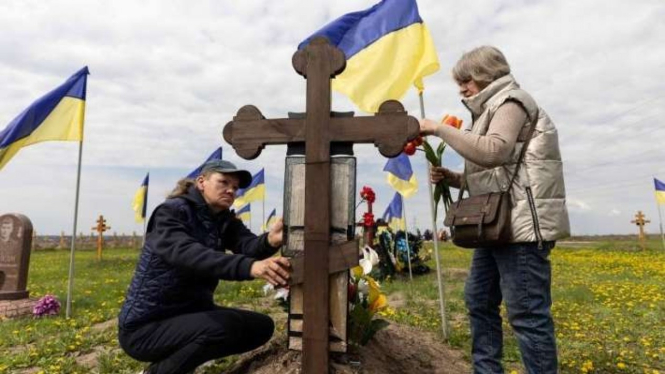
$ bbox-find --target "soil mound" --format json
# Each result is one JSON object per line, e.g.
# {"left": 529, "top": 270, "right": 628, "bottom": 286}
{"left": 225, "top": 323, "right": 470, "bottom": 374}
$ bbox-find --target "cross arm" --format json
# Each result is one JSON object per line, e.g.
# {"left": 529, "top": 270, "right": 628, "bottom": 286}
{"left": 288, "top": 240, "right": 359, "bottom": 285}
{"left": 329, "top": 100, "right": 420, "bottom": 158}
{"left": 223, "top": 105, "right": 305, "bottom": 160}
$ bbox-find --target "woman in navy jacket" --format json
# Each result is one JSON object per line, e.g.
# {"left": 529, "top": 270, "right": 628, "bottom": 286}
{"left": 118, "top": 160, "right": 290, "bottom": 374}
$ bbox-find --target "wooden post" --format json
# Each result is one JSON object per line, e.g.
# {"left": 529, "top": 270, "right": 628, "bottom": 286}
{"left": 59, "top": 231, "right": 66, "bottom": 249}
{"left": 91, "top": 215, "right": 110, "bottom": 260}
{"left": 631, "top": 210, "right": 651, "bottom": 250}
{"left": 223, "top": 37, "right": 419, "bottom": 373}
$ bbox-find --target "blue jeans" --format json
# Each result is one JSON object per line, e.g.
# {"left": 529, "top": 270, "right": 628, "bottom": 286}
{"left": 465, "top": 241, "right": 557, "bottom": 374}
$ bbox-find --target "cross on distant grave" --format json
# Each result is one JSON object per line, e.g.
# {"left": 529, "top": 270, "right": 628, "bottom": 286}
{"left": 223, "top": 37, "right": 418, "bottom": 373}
{"left": 631, "top": 210, "right": 650, "bottom": 248}
{"left": 59, "top": 231, "right": 66, "bottom": 249}
{"left": 91, "top": 215, "right": 110, "bottom": 260}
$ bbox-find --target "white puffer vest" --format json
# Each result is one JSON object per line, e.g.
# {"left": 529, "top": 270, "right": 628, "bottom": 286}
{"left": 462, "top": 74, "right": 570, "bottom": 243}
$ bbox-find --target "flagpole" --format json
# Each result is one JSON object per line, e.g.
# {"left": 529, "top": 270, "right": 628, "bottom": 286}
{"left": 142, "top": 172, "right": 149, "bottom": 247}
{"left": 658, "top": 205, "right": 665, "bottom": 251}
{"left": 419, "top": 91, "right": 449, "bottom": 340}
{"left": 655, "top": 178, "right": 665, "bottom": 251}
{"left": 66, "top": 139, "right": 84, "bottom": 319}
{"left": 401, "top": 197, "right": 413, "bottom": 281}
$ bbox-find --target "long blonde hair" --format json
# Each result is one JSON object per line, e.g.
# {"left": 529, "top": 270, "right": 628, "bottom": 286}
{"left": 167, "top": 170, "right": 216, "bottom": 198}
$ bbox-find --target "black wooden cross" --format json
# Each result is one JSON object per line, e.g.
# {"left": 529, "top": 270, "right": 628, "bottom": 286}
{"left": 223, "top": 37, "right": 418, "bottom": 373}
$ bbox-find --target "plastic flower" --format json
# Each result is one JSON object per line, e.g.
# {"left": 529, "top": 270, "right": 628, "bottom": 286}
{"left": 274, "top": 286, "right": 290, "bottom": 301}
{"left": 369, "top": 293, "right": 387, "bottom": 313}
{"left": 359, "top": 186, "right": 376, "bottom": 204}
{"left": 362, "top": 212, "right": 375, "bottom": 228}
{"left": 359, "top": 246, "right": 379, "bottom": 275}
{"left": 33, "top": 295, "right": 61, "bottom": 317}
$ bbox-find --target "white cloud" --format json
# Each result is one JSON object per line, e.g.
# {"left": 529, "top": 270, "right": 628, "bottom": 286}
{"left": 1, "top": 0, "right": 664, "bottom": 236}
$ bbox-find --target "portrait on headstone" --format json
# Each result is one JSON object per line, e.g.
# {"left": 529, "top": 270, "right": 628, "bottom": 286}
{"left": 0, "top": 215, "right": 21, "bottom": 263}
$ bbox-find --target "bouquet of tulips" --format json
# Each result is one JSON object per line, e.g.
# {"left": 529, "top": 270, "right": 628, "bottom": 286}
{"left": 420, "top": 115, "right": 463, "bottom": 220}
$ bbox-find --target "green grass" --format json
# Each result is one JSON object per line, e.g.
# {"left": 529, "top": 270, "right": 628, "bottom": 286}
{"left": 1, "top": 242, "right": 664, "bottom": 373}
{"left": 0, "top": 248, "right": 268, "bottom": 374}
{"left": 381, "top": 240, "right": 665, "bottom": 373}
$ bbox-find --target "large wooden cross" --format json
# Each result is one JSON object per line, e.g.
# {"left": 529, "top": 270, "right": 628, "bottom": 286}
{"left": 223, "top": 37, "right": 418, "bottom": 373}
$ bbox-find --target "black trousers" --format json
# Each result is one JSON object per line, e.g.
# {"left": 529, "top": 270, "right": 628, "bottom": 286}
{"left": 118, "top": 306, "right": 274, "bottom": 374}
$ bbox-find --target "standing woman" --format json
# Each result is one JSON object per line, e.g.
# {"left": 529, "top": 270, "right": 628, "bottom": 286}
{"left": 420, "top": 46, "right": 569, "bottom": 374}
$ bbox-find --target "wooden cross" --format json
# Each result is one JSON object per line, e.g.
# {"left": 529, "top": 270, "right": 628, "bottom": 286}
{"left": 631, "top": 210, "right": 650, "bottom": 248}
{"left": 91, "top": 215, "right": 110, "bottom": 260}
{"left": 223, "top": 37, "right": 418, "bottom": 373}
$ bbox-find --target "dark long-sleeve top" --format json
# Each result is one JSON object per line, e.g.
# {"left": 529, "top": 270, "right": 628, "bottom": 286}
{"left": 118, "top": 186, "right": 278, "bottom": 329}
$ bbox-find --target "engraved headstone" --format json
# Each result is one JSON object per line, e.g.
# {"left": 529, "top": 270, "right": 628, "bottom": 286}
{"left": 0, "top": 213, "right": 33, "bottom": 300}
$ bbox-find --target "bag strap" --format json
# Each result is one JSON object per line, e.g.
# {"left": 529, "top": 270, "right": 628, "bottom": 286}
{"left": 457, "top": 107, "right": 539, "bottom": 200}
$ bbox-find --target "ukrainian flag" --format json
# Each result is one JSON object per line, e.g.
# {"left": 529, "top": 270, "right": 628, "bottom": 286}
{"left": 132, "top": 173, "right": 150, "bottom": 223}
{"left": 655, "top": 178, "right": 665, "bottom": 204}
{"left": 236, "top": 204, "right": 251, "bottom": 222}
{"left": 233, "top": 169, "right": 265, "bottom": 208}
{"left": 0, "top": 67, "right": 89, "bottom": 170}
{"left": 186, "top": 147, "right": 223, "bottom": 179}
{"left": 261, "top": 208, "right": 278, "bottom": 232}
{"left": 384, "top": 153, "right": 418, "bottom": 198}
{"left": 298, "top": 0, "right": 439, "bottom": 113}
{"left": 382, "top": 192, "right": 405, "bottom": 231}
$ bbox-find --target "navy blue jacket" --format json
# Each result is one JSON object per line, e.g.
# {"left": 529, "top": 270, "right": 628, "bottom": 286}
{"left": 118, "top": 186, "right": 277, "bottom": 329}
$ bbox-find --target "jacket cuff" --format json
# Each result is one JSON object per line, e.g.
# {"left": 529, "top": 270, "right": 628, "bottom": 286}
{"left": 239, "top": 257, "right": 256, "bottom": 280}
{"left": 263, "top": 233, "right": 280, "bottom": 251}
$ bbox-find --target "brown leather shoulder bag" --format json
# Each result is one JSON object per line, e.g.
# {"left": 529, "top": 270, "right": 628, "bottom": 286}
{"left": 443, "top": 114, "right": 537, "bottom": 248}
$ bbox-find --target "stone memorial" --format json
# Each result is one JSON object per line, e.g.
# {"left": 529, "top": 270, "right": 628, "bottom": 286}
{"left": 0, "top": 213, "right": 33, "bottom": 300}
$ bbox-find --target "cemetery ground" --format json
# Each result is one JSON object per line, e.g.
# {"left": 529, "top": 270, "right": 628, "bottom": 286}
{"left": 0, "top": 240, "right": 664, "bottom": 373}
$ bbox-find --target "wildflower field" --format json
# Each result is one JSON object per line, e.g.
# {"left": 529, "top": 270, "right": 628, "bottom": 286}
{"left": 0, "top": 240, "right": 664, "bottom": 373}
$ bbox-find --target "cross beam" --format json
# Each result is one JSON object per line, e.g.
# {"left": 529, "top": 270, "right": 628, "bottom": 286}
{"left": 223, "top": 37, "right": 418, "bottom": 373}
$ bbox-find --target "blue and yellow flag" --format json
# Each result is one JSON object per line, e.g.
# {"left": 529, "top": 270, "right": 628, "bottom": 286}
{"left": 0, "top": 67, "right": 89, "bottom": 170}
{"left": 236, "top": 204, "right": 251, "bottom": 222}
{"left": 382, "top": 192, "right": 405, "bottom": 231}
{"left": 383, "top": 153, "right": 418, "bottom": 198}
{"left": 233, "top": 169, "right": 265, "bottom": 208}
{"left": 186, "top": 147, "right": 223, "bottom": 179}
{"left": 655, "top": 178, "right": 665, "bottom": 205}
{"left": 299, "top": 0, "right": 439, "bottom": 113}
{"left": 262, "top": 208, "right": 278, "bottom": 232}
{"left": 132, "top": 173, "right": 150, "bottom": 223}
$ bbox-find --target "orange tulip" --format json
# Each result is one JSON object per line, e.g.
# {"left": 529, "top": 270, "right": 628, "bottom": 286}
{"left": 441, "top": 114, "right": 463, "bottom": 129}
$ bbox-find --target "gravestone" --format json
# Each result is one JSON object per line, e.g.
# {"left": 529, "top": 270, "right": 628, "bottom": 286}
{"left": 0, "top": 213, "right": 33, "bottom": 300}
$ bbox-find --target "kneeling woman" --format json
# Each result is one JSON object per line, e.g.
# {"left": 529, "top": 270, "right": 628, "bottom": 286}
{"left": 118, "top": 160, "right": 290, "bottom": 374}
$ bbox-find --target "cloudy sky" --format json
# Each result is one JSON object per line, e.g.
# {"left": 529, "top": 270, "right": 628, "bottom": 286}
{"left": 1, "top": 0, "right": 664, "bottom": 237}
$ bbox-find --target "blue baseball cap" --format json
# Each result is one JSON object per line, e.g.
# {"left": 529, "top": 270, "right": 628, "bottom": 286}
{"left": 200, "top": 160, "right": 252, "bottom": 188}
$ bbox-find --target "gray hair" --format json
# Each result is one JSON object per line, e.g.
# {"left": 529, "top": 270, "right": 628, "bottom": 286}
{"left": 452, "top": 46, "right": 511, "bottom": 86}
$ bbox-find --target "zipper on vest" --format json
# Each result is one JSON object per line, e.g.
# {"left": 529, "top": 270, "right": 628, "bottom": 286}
{"left": 525, "top": 186, "right": 544, "bottom": 250}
